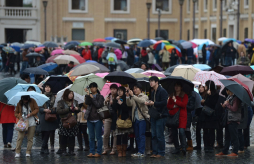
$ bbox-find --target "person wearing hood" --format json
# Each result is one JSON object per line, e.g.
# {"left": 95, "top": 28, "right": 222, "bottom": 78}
{"left": 106, "top": 48, "right": 118, "bottom": 72}
{"left": 170, "top": 49, "right": 178, "bottom": 66}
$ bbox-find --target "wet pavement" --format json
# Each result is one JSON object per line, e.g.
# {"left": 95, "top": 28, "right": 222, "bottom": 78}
{"left": 1, "top": 72, "right": 254, "bottom": 163}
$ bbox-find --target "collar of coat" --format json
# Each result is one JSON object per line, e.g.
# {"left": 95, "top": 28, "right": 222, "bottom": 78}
{"left": 170, "top": 91, "right": 185, "bottom": 98}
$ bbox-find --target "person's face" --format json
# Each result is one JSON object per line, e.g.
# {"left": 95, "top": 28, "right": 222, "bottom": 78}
{"left": 205, "top": 85, "right": 208, "bottom": 91}
{"left": 240, "top": 52, "right": 244, "bottom": 57}
{"left": 229, "top": 43, "right": 232, "bottom": 47}
{"left": 174, "top": 85, "right": 182, "bottom": 92}
{"left": 133, "top": 86, "right": 141, "bottom": 95}
{"left": 110, "top": 88, "right": 117, "bottom": 95}
{"left": 85, "top": 46, "right": 88, "bottom": 49}
{"left": 41, "top": 49, "right": 45, "bottom": 54}
{"left": 149, "top": 80, "right": 157, "bottom": 88}
{"left": 25, "top": 77, "right": 31, "bottom": 83}
{"left": 118, "top": 89, "right": 124, "bottom": 97}
{"left": 90, "top": 87, "right": 97, "bottom": 93}
{"left": 141, "top": 64, "right": 146, "bottom": 71}
{"left": 68, "top": 92, "right": 74, "bottom": 100}
{"left": 69, "top": 64, "right": 74, "bottom": 68}
{"left": 199, "top": 86, "right": 205, "bottom": 93}
{"left": 45, "top": 86, "right": 51, "bottom": 93}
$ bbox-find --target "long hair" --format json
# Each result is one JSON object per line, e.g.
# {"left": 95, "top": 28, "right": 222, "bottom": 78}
{"left": 62, "top": 89, "right": 74, "bottom": 102}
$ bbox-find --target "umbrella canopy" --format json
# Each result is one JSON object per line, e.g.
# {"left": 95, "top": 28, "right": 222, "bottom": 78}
{"left": 43, "top": 41, "right": 58, "bottom": 48}
{"left": 117, "top": 60, "right": 130, "bottom": 71}
{"left": 211, "top": 65, "right": 224, "bottom": 73}
{"left": 65, "top": 41, "right": 80, "bottom": 46}
{"left": 71, "top": 62, "right": 109, "bottom": 73}
{"left": 172, "top": 41, "right": 184, "bottom": 50}
{"left": 21, "top": 44, "right": 36, "bottom": 49}
{"left": 51, "top": 49, "right": 64, "bottom": 56}
{"left": 220, "top": 65, "right": 254, "bottom": 76}
{"left": 218, "top": 37, "right": 228, "bottom": 42}
{"left": 191, "top": 39, "right": 214, "bottom": 45}
{"left": 65, "top": 70, "right": 79, "bottom": 82}
{"left": 130, "top": 73, "right": 149, "bottom": 78}
{"left": 86, "top": 60, "right": 97, "bottom": 63}
{"left": 100, "top": 83, "right": 121, "bottom": 97}
{"left": 105, "top": 42, "right": 121, "bottom": 49}
{"left": 54, "top": 55, "right": 80, "bottom": 65}
{"left": 125, "top": 68, "right": 144, "bottom": 74}
{"left": 70, "top": 64, "right": 100, "bottom": 76}
{"left": 95, "top": 73, "right": 109, "bottom": 78}
{"left": 26, "top": 53, "right": 43, "bottom": 58}
{"left": 23, "top": 67, "right": 49, "bottom": 75}
{"left": 4, "top": 84, "right": 41, "bottom": 100}
{"left": 154, "top": 37, "right": 164, "bottom": 41}
{"left": 164, "top": 64, "right": 187, "bottom": 74}
{"left": 93, "top": 38, "right": 106, "bottom": 42}
{"left": 8, "top": 91, "right": 49, "bottom": 106}
{"left": 63, "top": 50, "right": 80, "bottom": 55}
{"left": 44, "top": 75, "right": 73, "bottom": 94}
{"left": 153, "top": 40, "right": 171, "bottom": 51}
{"left": 127, "top": 38, "right": 142, "bottom": 44}
{"left": 46, "top": 54, "right": 61, "bottom": 63}
{"left": 219, "top": 79, "right": 251, "bottom": 106}
{"left": 160, "top": 76, "right": 194, "bottom": 95}
{"left": 193, "top": 64, "right": 211, "bottom": 71}
{"left": 25, "top": 40, "right": 41, "bottom": 46}
{"left": 70, "top": 74, "right": 107, "bottom": 95}
{"left": 171, "top": 65, "right": 200, "bottom": 81}
{"left": 10, "top": 45, "right": 21, "bottom": 52}
{"left": 79, "top": 42, "right": 93, "bottom": 46}
{"left": 105, "top": 37, "right": 115, "bottom": 40}
{"left": 137, "top": 40, "right": 154, "bottom": 47}
{"left": 53, "top": 84, "right": 85, "bottom": 107}
{"left": 93, "top": 42, "right": 105, "bottom": 47}
{"left": 190, "top": 42, "right": 198, "bottom": 48}
{"left": 230, "top": 78, "right": 253, "bottom": 100}
{"left": 245, "top": 38, "right": 254, "bottom": 43}
{"left": 114, "top": 49, "right": 122, "bottom": 60}
{"left": 70, "top": 54, "right": 86, "bottom": 64}
{"left": 228, "top": 74, "right": 254, "bottom": 92}
{"left": 34, "top": 47, "right": 44, "bottom": 53}
{"left": 37, "top": 62, "right": 58, "bottom": 72}
{"left": 181, "top": 41, "right": 193, "bottom": 49}
{"left": 64, "top": 44, "right": 76, "bottom": 50}
{"left": 114, "top": 39, "right": 127, "bottom": 45}
{"left": 2, "top": 47, "right": 15, "bottom": 53}
{"left": 104, "top": 71, "right": 137, "bottom": 84}
{"left": 11, "top": 42, "right": 23, "bottom": 47}
{"left": 141, "top": 70, "right": 166, "bottom": 78}
{"left": 193, "top": 71, "right": 226, "bottom": 86}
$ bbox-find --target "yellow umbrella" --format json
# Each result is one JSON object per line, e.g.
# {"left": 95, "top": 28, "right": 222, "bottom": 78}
{"left": 171, "top": 65, "right": 201, "bottom": 81}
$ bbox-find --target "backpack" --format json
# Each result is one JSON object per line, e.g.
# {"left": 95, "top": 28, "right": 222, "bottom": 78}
{"left": 102, "top": 50, "right": 108, "bottom": 60}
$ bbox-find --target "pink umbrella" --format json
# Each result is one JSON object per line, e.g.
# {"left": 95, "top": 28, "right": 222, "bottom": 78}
{"left": 141, "top": 70, "right": 166, "bottom": 78}
{"left": 101, "top": 83, "right": 121, "bottom": 97}
{"left": 193, "top": 71, "right": 226, "bottom": 86}
{"left": 190, "top": 42, "right": 198, "bottom": 48}
{"left": 114, "top": 49, "right": 122, "bottom": 60}
{"left": 228, "top": 74, "right": 254, "bottom": 92}
{"left": 95, "top": 73, "right": 109, "bottom": 78}
{"left": 51, "top": 49, "right": 64, "bottom": 56}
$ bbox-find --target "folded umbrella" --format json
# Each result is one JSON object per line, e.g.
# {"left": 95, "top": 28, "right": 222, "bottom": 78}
{"left": 193, "top": 71, "right": 226, "bottom": 86}
{"left": 104, "top": 71, "right": 137, "bottom": 84}
{"left": 43, "top": 41, "right": 58, "bottom": 48}
{"left": 70, "top": 64, "right": 100, "bottom": 76}
{"left": 70, "top": 54, "right": 86, "bottom": 64}
{"left": 100, "top": 83, "right": 121, "bottom": 97}
{"left": 4, "top": 84, "right": 41, "bottom": 100}
{"left": 23, "top": 67, "right": 49, "bottom": 75}
{"left": 63, "top": 50, "right": 80, "bottom": 55}
{"left": 105, "top": 42, "right": 121, "bottom": 49}
{"left": 193, "top": 64, "right": 211, "bottom": 71}
{"left": 54, "top": 55, "right": 80, "bottom": 65}
{"left": 141, "top": 70, "right": 166, "bottom": 78}
{"left": 8, "top": 91, "right": 49, "bottom": 106}
{"left": 44, "top": 75, "right": 73, "bottom": 94}
{"left": 26, "top": 53, "right": 43, "bottom": 58}
{"left": 51, "top": 49, "right": 64, "bottom": 56}
{"left": 71, "top": 62, "right": 109, "bottom": 73}
{"left": 37, "top": 62, "right": 58, "bottom": 72}
{"left": 171, "top": 65, "right": 200, "bottom": 81}
{"left": 137, "top": 40, "right": 154, "bottom": 48}
{"left": 220, "top": 65, "right": 254, "bottom": 76}
{"left": 125, "top": 68, "right": 144, "bottom": 74}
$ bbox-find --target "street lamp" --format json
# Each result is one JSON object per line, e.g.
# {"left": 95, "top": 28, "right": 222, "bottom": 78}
{"left": 179, "top": 0, "right": 184, "bottom": 40}
{"left": 192, "top": 0, "right": 197, "bottom": 39}
{"left": 220, "top": 0, "right": 223, "bottom": 37}
{"left": 146, "top": 2, "right": 152, "bottom": 39}
{"left": 43, "top": 1, "right": 48, "bottom": 41}
{"left": 157, "top": 8, "right": 161, "bottom": 37}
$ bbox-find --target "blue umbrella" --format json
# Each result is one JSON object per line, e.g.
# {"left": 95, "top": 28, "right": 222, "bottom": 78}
{"left": 8, "top": 91, "right": 49, "bottom": 106}
{"left": 178, "top": 40, "right": 186, "bottom": 43}
{"left": 11, "top": 42, "right": 23, "bottom": 47}
{"left": 193, "top": 64, "right": 211, "bottom": 71}
{"left": 38, "top": 44, "right": 45, "bottom": 47}
{"left": 198, "top": 41, "right": 209, "bottom": 50}
{"left": 10, "top": 45, "right": 21, "bottom": 52}
{"left": 0, "top": 45, "right": 4, "bottom": 48}
{"left": 66, "top": 41, "right": 80, "bottom": 46}
{"left": 105, "top": 37, "right": 115, "bottom": 40}
{"left": 22, "top": 44, "right": 36, "bottom": 49}
{"left": 86, "top": 60, "right": 97, "bottom": 63}
{"left": 2, "top": 47, "right": 15, "bottom": 53}
{"left": 37, "top": 62, "right": 58, "bottom": 72}
{"left": 4, "top": 84, "right": 41, "bottom": 100}
{"left": 43, "top": 41, "right": 58, "bottom": 48}
{"left": 223, "top": 38, "right": 236, "bottom": 44}
{"left": 137, "top": 40, "right": 154, "bottom": 47}
{"left": 125, "top": 68, "right": 144, "bottom": 74}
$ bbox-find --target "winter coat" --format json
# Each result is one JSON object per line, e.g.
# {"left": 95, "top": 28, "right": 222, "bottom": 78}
{"left": 160, "top": 50, "right": 170, "bottom": 63}
{"left": 237, "top": 56, "right": 250, "bottom": 66}
{"left": 22, "top": 50, "right": 28, "bottom": 61}
{"left": 0, "top": 102, "right": 16, "bottom": 124}
{"left": 104, "top": 94, "right": 118, "bottom": 130}
{"left": 170, "top": 52, "right": 178, "bottom": 66}
{"left": 92, "top": 48, "right": 98, "bottom": 61}
{"left": 225, "top": 46, "right": 237, "bottom": 58}
{"left": 226, "top": 96, "right": 241, "bottom": 122}
{"left": 186, "top": 93, "right": 195, "bottom": 128}
{"left": 15, "top": 98, "right": 39, "bottom": 120}
{"left": 237, "top": 44, "right": 246, "bottom": 57}
{"left": 82, "top": 49, "right": 92, "bottom": 60}
{"left": 167, "top": 92, "right": 188, "bottom": 129}
{"left": 238, "top": 103, "right": 248, "bottom": 129}
{"left": 98, "top": 48, "right": 104, "bottom": 60}
{"left": 126, "top": 49, "right": 134, "bottom": 66}
{"left": 141, "top": 49, "right": 149, "bottom": 63}
{"left": 56, "top": 100, "right": 80, "bottom": 119}
{"left": 84, "top": 94, "right": 104, "bottom": 121}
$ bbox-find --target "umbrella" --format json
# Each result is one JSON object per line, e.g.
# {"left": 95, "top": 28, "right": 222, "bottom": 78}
{"left": 221, "top": 40, "right": 234, "bottom": 50}
{"left": 65, "top": 41, "right": 80, "bottom": 46}
{"left": 0, "top": 78, "right": 27, "bottom": 104}
{"left": 125, "top": 68, "right": 144, "bottom": 74}
{"left": 160, "top": 76, "right": 194, "bottom": 95}
{"left": 245, "top": 38, "right": 254, "bottom": 43}
{"left": 114, "top": 39, "right": 127, "bottom": 45}
{"left": 153, "top": 40, "right": 171, "bottom": 51}
{"left": 63, "top": 50, "right": 80, "bottom": 55}
{"left": 71, "top": 62, "right": 109, "bottom": 73}
{"left": 46, "top": 54, "right": 61, "bottom": 63}
{"left": 193, "top": 64, "right": 211, "bottom": 71}
{"left": 4, "top": 84, "right": 41, "bottom": 100}
{"left": 21, "top": 44, "right": 36, "bottom": 49}
{"left": 223, "top": 38, "right": 236, "bottom": 44}
{"left": 228, "top": 74, "right": 254, "bottom": 92}
{"left": 0, "top": 45, "right": 4, "bottom": 48}
{"left": 105, "top": 42, "right": 121, "bottom": 49}
{"left": 127, "top": 38, "right": 142, "bottom": 44}
{"left": 53, "top": 84, "right": 85, "bottom": 108}
{"left": 34, "top": 47, "right": 45, "bottom": 53}
{"left": 151, "top": 64, "right": 163, "bottom": 71}
{"left": 70, "top": 74, "right": 107, "bottom": 95}
{"left": 141, "top": 70, "right": 166, "bottom": 78}
{"left": 165, "top": 64, "right": 187, "bottom": 74}
{"left": 95, "top": 73, "right": 109, "bottom": 78}
{"left": 178, "top": 40, "right": 186, "bottom": 43}
{"left": 114, "top": 49, "right": 122, "bottom": 60}
{"left": 137, "top": 40, "right": 154, "bottom": 47}
{"left": 220, "top": 65, "right": 254, "bottom": 76}
{"left": 100, "top": 83, "right": 121, "bottom": 97}
{"left": 2, "top": 47, "right": 15, "bottom": 53}
{"left": 26, "top": 53, "right": 43, "bottom": 58}
{"left": 70, "top": 54, "right": 86, "bottom": 64}
{"left": 44, "top": 75, "right": 73, "bottom": 94}
{"left": 104, "top": 71, "right": 137, "bottom": 84}
{"left": 93, "top": 38, "right": 106, "bottom": 42}
{"left": 23, "top": 67, "right": 49, "bottom": 75}
{"left": 181, "top": 41, "right": 193, "bottom": 49}
{"left": 25, "top": 40, "right": 41, "bottom": 46}
{"left": 70, "top": 64, "right": 100, "bottom": 76}
{"left": 229, "top": 78, "right": 253, "bottom": 100}
{"left": 43, "top": 41, "right": 58, "bottom": 48}
{"left": 105, "top": 37, "right": 115, "bottom": 40}
{"left": 191, "top": 39, "right": 214, "bottom": 45}
{"left": 167, "top": 39, "right": 175, "bottom": 44}
{"left": 11, "top": 42, "right": 23, "bottom": 47}
{"left": 93, "top": 42, "right": 105, "bottom": 47}
{"left": 172, "top": 41, "right": 184, "bottom": 50}
{"left": 211, "top": 65, "right": 224, "bottom": 73}
{"left": 219, "top": 79, "right": 251, "bottom": 106}
{"left": 54, "top": 55, "right": 80, "bottom": 65}
{"left": 190, "top": 42, "right": 198, "bottom": 48}
{"left": 37, "top": 62, "right": 58, "bottom": 72}
{"left": 193, "top": 71, "right": 226, "bottom": 86}
{"left": 79, "top": 42, "right": 93, "bottom": 46}
{"left": 10, "top": 45, "right": 21, "bottom": 52}
{"left": 171, "top": 65, "right": 200, "bottom": 81}
{"left": 8, "top": 91, "right": 49, "bottom": 106}
{"left": 130, "top": 73, "right": 149, "bottom": 78}
{"left": 86, "top": 60, "right": 97, "bottom": 63}
{"left": 51, "top": 49, "right": 64, "bottom": 56}
{"left": 64, "top": 44, "right": 76, "bottom": 50}
{"left": 65, "top": 70, "right": 80, "bottom": 82}
{"left": 117, "top": 60, "right": 129, "bottom": 71}
{"left": 154, "top": 37, "right": 164, "bottom": 41}
{"left": 218, "top": 37, "right": 228, "bottom": 42}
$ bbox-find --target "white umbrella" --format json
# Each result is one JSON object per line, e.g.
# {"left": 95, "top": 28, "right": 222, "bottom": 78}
{"left": 127, "top": 38, "right": 142, "bottom": 44}
{"left": 218, "top": 37, "right": 228, "bottom": 42}
{"left": 25, "top": 40, "right": 42, "bottom": 46}
{"left": 191, "top": 39, "right": 214, "bottom": 45}
{"left": 70, "top": 64, "right": 100, "bottom": 76}
{"left": 53, "top": 55, "right": 80, "bottom": 65}
{"left": 171, "top": 65, "right": 201, "bottom": 81}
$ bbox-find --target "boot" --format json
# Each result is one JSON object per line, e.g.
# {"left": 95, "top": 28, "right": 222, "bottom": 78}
{"left": 122, "top": 145, "right": 127, "bottom": 157}
{"left": 77, "top": 145, "right": 83, "bottom": 151}
{"left": 117, "top": 145, "right": 123, "bottom": 157}
{"left": 186, "top": 140, "right": 193, "bottom": 151}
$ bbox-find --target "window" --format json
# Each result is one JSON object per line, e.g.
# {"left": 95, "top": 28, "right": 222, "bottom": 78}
{"left": 187, "top": 30, "right": 190, "bottom": 40}
{"left": 194, "top": 29, "right": 198, "bottom": 39}
{"left": 69, "top": 0, "right": 88, "bottom": 13}
{"left": 111, "top": 0, "right": 130, "bottom": 13}
{"left": 155, "top": 30, "right": 169, "bottom": 40}
{"left": 155, "top": 0, "right": 169, "bottom": 11}
{"left": 204, "top": 0, "right": 208, "bottom": 11}
{"left": 213, "top": 0, "right": 217, "bottom": 11}
{"left": 57, "top": 37, "right": 61, "bottom": 43}
{"left": 204, "top": 29, "right": 207, "bottom": 38}
{"left": 223, "top": 28, "right": 227, "bottom": 37}
{"left": 244, "top": 0, "right": 249, "bottom": 8}
{"left": 195, "top": 0, "right": 199, "bottom": 12}
{"left": 187, "top": 0, "right": 190, "bottom": 13}
{"left": 223, "top": 0, "right": 227, "bottom": 8}
{"left": 72, "top": 29, "right": 85, "bottom": 40}
{"left": 212, "top": 28, "right": 216, "bottom": 42}
{"left": 6, "top": 0, "right": 32, "bottom": 7}
{"left": 114, "top": 29, "right": 127, "bottom": 40}
{"left": 244, "top": 28, "right": 248, "bottom": 38}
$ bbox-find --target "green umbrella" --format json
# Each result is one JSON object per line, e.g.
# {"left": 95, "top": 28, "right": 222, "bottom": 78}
{"left": 70, "top": 73, "right": 106, "bottom": 95}
{"left": 0, "top": 77, "right": 27, "bottom": 104}
{"left": 79, "top": 42, "right": 93, "bottom": 47}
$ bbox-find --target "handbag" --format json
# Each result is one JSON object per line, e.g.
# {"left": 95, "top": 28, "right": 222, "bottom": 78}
{"left": 202, "top": 105, "right": 214, "bottom": 116}
{"left": 97, "top": 105, "right": 111, "bottom": 120}
{"left": 116, "top": 117, "right": 132, "bottom": 129}
{"left": 166, "top": 97, "right": 183, "bottom": 128}
{"left": 148, "top": 91, "right": 162, "bottom": 120}
{"left": 45, "top": 112, "right": 57, "bottom": 122}
{"left": 15, "top": 119, "right": 29, "bottom": 131}
{"left": 61, "top": 113, "right": 77, "bottom": 129}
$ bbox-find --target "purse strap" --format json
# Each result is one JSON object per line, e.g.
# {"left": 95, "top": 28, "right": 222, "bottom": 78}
{"left": 135, "top": 101, "right": 150, "bottom": 124}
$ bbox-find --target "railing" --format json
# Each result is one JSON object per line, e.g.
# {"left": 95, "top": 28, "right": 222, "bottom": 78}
{"left": 0, "top": 7, "right": 37, "bottom": 18}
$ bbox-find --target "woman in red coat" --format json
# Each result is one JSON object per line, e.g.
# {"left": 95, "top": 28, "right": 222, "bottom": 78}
{"left": 82, "top": 46, "right": 92, "bottom": 60}
{"left": 167, "top": 82, "right": 188, "bottom": 155}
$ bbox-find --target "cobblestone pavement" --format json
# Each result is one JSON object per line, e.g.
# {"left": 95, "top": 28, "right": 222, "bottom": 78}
{"left": 1, "top": 72, "right": 254, "bottom": 163}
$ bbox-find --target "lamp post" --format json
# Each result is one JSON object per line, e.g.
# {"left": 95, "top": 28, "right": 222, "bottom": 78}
{"left": 192, "top": 0, "right": 197, "bottom": 39}
{"left": 157, "top": 8, "right": 161, "bottom": 37}
{"left": 179, "top": 0, "right": 184, "bottom": 40}
{"left": 146, "top": 2, "right": 152, "bottom": 39}
{"left": 237, "top": 0, "right": 240, "bottom": 40}
{"left": 220, "top": 0, "right": 223, "bottom": 37}
{"left": 43, "top": 1, "right": 48, "bottom": 41}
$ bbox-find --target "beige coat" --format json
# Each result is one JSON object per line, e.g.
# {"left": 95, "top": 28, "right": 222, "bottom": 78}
{"left": 126, "top": 93, "right": 150, "bottom": 121}
{"left": 159, "top": 50, "right": 170, "bottom": 63}
{"left": 237, "top": 44, "right": 246, "bottom": 57}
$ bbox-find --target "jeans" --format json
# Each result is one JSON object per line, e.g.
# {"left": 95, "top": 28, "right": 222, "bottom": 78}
{"left": 41, "top": 130, "right": 55, "bottom": 149}
{"left": 134, "top": 119, "right": 146, "bottom": 154}
{"left": 20, "top": 61, "right": 29, "bottom": 75}
{"left": 224, "top": 57, "right": 232, "bottom": 66}
{"left": 151, "top": 117, "right": 166, "bottom": 156}
{"left": 87, "top": 120, "right": 103, "bottom": 155}
{"left": 0, "top": 61, "right": 6, "bottom": 72}
{"left": 2, "top": 123, "right": 14, "bottom": 144}
{"left": 223, "top": 122, "right": 239, "bottom": 154}
{"left": 109, "top": 64, "right": 115, "bottom": 72}
{"left": 203, "top": 128, "right": 215, "bottom": 149}
{"left": 172, "top": 128, "right": 187, "bottom": 151}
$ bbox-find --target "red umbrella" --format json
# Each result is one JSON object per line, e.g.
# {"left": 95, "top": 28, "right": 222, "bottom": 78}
{"left": 34, "top": 47, "right": 44, "bottom": 53}
{"left": 190, "top": 42, "right": 198, "bottom": 48}
{"left": 93, "top": 38, "right": 106, "bottom": 42}
{"left": 229, "top": 78, "right": 253, "bottom": 100}
{"left": 70, "top": 54, "right": 86, "bottom": 64}
{"left": 46, "top": 54, "right": 61, "bottom": 63}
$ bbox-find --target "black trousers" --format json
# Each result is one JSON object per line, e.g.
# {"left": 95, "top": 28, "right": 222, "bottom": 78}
{"left": 50, "top": 130, "right": 55, "bottom": 146}
{"left": 223, "top": 122, "right": 239, "bottom": 154}
{"left": 117, "top": 134, "right": 128, "bottom": 145}
{"left": 60, "top": 135, "right": 75, "bottom": 151}
{"left": 41, "top": 130, "right": 55, "bottom": 149}
{"left": 196, "top": 122, "right": 201, "bottom": 147}
{"left": 244, "top": 126, "right": 250, "bottom": 147}
{"left": 203, "top": 128, "right": 215, "bottom": 149}
{"left": 77, "top": 124, "right": 89, "bottom": 148}
{"left": 216, "top": 128, "right": 223, "bottom": 146}
{"left": 172, "top": 128, "right": 187, "bottom": 151}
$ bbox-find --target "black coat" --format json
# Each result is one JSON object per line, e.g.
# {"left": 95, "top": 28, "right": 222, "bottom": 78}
{"left": 170, "top": 53, "right": 178, "bottom": 66}
{"left": 126, "top": 49, "right": 134, "bottom": 66}
{"left": 186, "top": 94, "right": 195, "bottom": 128}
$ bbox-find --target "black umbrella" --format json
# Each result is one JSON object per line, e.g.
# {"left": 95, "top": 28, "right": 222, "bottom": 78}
{"left": 221, "top": 40, "right": 233, "bottom": 51}
{"left": 26, "top": 53, "right": 43, "bottom": 57}
{"left": 154, "top": 37, "right": 164, "bottom": 41}
{"left": 172, "top": 41, "right": 184, "bottom": 50}
{"left": 70, "top": 62, "right": 110, "bottom": 73}
{"left": 23, "top": 67, "right": 49, "bottom": 75}
{"left": 136, "top": 77, "right": 150, "bottom": 93}
{"left": 21, "top": 44, "right": 36, "bottom": 49}
{"left": 0, "top": 77, "right": 27, "bottom": 104}
{"left": 114, "top": 39, "right": 127, "bottom": 45}
{"left": 104, "top": 71, "right": 137, "bottom": 84}
{"left": 137, "top": 40, "right": 154, "bottom": 47}
{"left": 105, "top": 42, "right": 121, "bottom": 49}
{"left": 43, "top": 41, "right": 58, "bottom": 48}
{"left": 220, "top": 65, "right": 254, "bottom": 76}
{"left": 219, "top": 79, "right": 251, "bottom": 106}
{"left": 117, "top": 60, "right": 129, "bottom": 71}
{"left": 44, "top": 75, "right": 73, "bottom": 94}
{"left": 160, "top": 76, "right": 194, "bottom": 95}
{"left": 64, "top": 44, "right": 75, "bottom": 50}
{"left": 93, "top": 42, "right": 105, "bottom": 47}
{"left": 167, "top": 39, "right": 175, "bottom": 44}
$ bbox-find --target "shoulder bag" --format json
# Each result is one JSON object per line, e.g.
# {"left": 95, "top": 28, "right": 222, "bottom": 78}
{"left": 61, "top": 102, "right": 77, "bottom": 129}
{"left": 116, "top": 111, "right": 132, "bottom": 129}
{"left": 166, "top": 97, "right": 183, "bottom": 128}
{"left": 202, "top": 105, "right": 214, "bottom": 116}
{"left": 97, "top": 105, "right": 111, "bottom": 120}
{"left": 148, "top": 91, "right": 162, "bottom": 120}
{"left": 45, "top": 102, "right": 57, "bottom": 122}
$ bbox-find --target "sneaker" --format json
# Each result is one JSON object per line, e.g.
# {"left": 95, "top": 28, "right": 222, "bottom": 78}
{"left": 227, "top": 153, "right": 238, "bottom": 157}
{"left": 131, "top": 152, "right": 145, "bottom": 157}
{"left": 15, "top": 153, "right": 20, "bottom": 158}
{"left": 26, "top": 154, "right": 30, "bottom": 157}
{"left": 229, "top": 146, "right": 233, "bottom": 150}
{"left": 215, "top": 152, "right": 227, "bottom": 156}
{"left": 7, "top": 143, "right": 12, "bottom": 148}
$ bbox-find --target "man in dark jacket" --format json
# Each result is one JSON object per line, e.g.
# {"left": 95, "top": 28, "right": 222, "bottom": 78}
{"left": 126, "top": 49, "right": 134, "bottom": 67}
{"left": 145, "top": 76, "right": 168, "bottom": 158}
{"left": 224, "top": 42, "right": 237, "bottom": 66}
{"left": 63, "top": 61, "right": 74, "bottom": 74}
